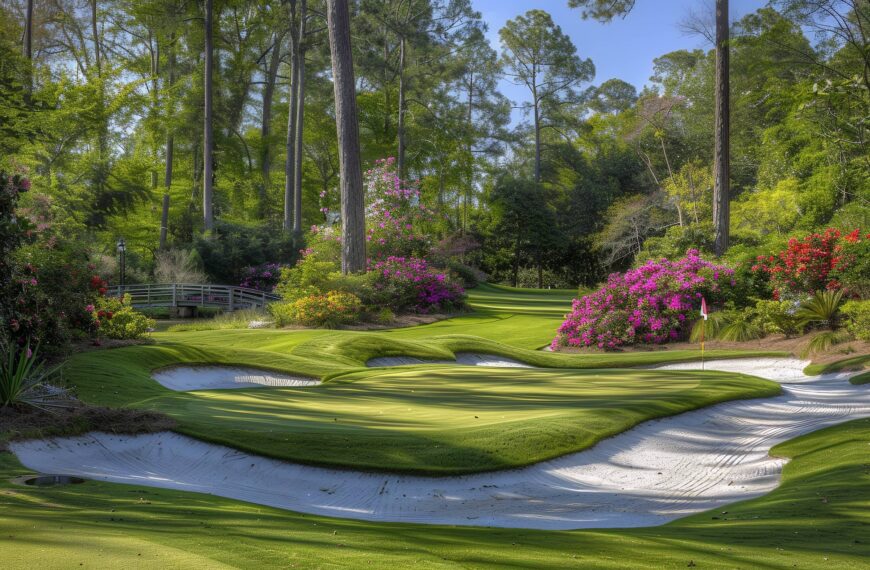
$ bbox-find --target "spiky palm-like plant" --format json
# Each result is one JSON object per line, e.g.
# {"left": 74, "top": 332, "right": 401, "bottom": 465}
{"left": 0, "top": 343, "right": 70, "bottom": 412}
{"left": 796, "top": 290, "right": 844, "bottom": 330}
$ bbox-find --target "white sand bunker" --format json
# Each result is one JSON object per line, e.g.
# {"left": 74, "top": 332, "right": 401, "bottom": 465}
{"left": 13, "top": 358, "right": 869, "bottom": 530}
{"left": 152, "top": 366, "right": 320, "bottom": 391}
{"left": 367, "top": 352, "right": 532, "bottom": 368}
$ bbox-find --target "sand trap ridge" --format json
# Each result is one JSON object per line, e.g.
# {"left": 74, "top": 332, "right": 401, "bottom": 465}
{"left": 366, "top": 352, "right": 532, "bottom": 368}
{"left": 13, "top": 358, "right": 869, "bottom": 530}
{"left": 152, "top": 366, "right": 320, "bottom": 391}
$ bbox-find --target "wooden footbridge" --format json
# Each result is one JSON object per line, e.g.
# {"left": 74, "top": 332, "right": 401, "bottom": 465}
{"left": 109, "top": 284, "right": 280, "bottom": 313}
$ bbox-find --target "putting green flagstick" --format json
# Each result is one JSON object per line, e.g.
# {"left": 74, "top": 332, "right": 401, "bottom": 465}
{"left": 700, "top": 297, "right": 708, "bottom": 371}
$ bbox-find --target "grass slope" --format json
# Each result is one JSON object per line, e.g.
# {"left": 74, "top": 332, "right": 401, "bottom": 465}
{"left": 53, "top": 284, "right": 786, "bottom": 474}
{"left": 64, "top": 346, "right": 779, "bottom": 474}
{"left": 2, "top": 418, "right": 867, "bottom": 568}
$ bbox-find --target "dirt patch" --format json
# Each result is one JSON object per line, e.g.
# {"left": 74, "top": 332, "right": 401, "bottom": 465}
{"left": 553, "top": 334, "right": 870, "bottom": 367}
{"left": 0, "top": 406, "right": 175, "bottom": 451}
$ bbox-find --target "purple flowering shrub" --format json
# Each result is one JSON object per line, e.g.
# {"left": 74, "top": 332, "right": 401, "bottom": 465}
{"left": 369, "top": 256, "right": 465, "bottom": 313}
{"left": 275, "top": 158, "right": 465, "bottom": 323}
{"left": 552, "top": 250, "right": 734, "bottom": 350}
{"left": 239, "top": 262, "right": 286, "bottom": 292}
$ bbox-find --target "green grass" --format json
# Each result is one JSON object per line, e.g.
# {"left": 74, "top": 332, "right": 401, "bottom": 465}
{"left": 849, "top": 370, "right": 870, "bottom": 385}
{"left": 2, "top": 418, "right": 868, "bottom": 568}
{"left": 804, "top": 353, "right": 870, "bottom": 378}
{"left": 6, "top": 283, "right": 853, "bottom": 566}
{"left": 63, "top": 344, "right": 779, "bottom": 474}
{"left": 54, "top": 283, "right": 787, "bottom": 474}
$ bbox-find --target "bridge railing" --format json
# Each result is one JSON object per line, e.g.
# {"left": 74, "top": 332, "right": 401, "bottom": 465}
{"left": 108, "top": 283, "right": 280, "bottom": 312}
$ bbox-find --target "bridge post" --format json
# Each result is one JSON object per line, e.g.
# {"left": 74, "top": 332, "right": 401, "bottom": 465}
{"left": 229, "top": 287, "right": 234, "bottom": 312}
{"left": 172, "top": 284, "right": 177, "bottom": 307}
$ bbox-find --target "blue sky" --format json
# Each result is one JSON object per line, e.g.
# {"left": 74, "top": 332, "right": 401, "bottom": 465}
{"left": 472, "top": 0, "right": 768, "bottom": 123}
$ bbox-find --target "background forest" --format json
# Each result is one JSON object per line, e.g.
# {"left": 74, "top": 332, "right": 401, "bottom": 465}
{"left": 1, "top": 0, "right": 867, "bottom": 289}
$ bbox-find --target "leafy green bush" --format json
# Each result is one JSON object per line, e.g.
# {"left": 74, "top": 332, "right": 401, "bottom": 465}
{"left": 91, "top": 294, "right": 155, "bottom": 339}
{"left": 445, "top": 260, "right": 481, "bottom": 288}
{"left": 194, "top": 221, "right": 299, "bottom": 284}
{"left": 753, "top": 299, "right": 803, "bottom": 337}
{"left": 374, "top": 307, "right": 395, "bottom": 325}
{"left": 830, "top": 231, "right": 870, "bottom": 298}
{"left": 841, "top": 300, "right": 870, "bottom": 341}
{"left": 270, "top": 291, "right": 362, "bottom": 328}
{"left": 514, "top": 267, "right": 573, "bottom": 289}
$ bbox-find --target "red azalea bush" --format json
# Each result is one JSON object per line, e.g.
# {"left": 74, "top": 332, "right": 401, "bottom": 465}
{"left": 552, "top": 250, "right": 733, "bottom": 350}
{"left": 751, "top": 228, "right": 867, "bottom": 298}
{"left": 368, "top": 256, "right": 465, "bottom": 313}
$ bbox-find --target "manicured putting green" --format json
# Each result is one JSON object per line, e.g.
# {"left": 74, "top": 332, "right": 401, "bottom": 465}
{"left": 64, "top": 341, "right": 779, "bottom": 474}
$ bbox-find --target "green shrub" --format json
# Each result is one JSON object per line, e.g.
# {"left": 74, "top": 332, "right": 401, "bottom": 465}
{"left": 717, "top": 311, "right": 763, "bottom": 342}
{"left": 92, "top": 294, "right": 155, "bottom": 339}
{"left": 800, "top": 330, "right": 852, "bottom": 358}
{"left": 445, "top": 260, "right": 481, "bottom": 288}
{"left": 752, "top": 299, "right": 803, "bottom": 337}
{"left": 271, "top": 291, "right": 362, "bottom": 328}
{"left": 841, "top": 300, "right": 870, "bottom": 341}
{"left": 374, "top": 307, "right": 395, "bottom": 325}
{"left": 829, "top": 231, "right": 870, "bottom": 298}
{"left": 796, "top": 289, "right": 844, "bottom": 330}
{"left": 194, "top": 221, "right": 299, "bottom": 284}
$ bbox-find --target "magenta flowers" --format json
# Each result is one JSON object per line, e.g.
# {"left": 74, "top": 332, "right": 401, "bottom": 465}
{"left": 369, "top": 256, "right": 465, "bottom": 313}
{"left": 552, "top": 250, "right": 733, "bottom": 350}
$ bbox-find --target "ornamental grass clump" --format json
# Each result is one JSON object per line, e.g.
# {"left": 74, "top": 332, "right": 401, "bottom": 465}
{"left": 552, "top": 250, "right": 733, "bottom": 350}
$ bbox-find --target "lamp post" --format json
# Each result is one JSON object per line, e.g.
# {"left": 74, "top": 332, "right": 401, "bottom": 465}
{"left": 116, "top": 237, "right": 126, "bottom": 288}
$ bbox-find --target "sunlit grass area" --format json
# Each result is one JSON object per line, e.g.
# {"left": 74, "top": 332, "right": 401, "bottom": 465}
{"left": 2, "top": 418, "right": 867, "bottom": 568}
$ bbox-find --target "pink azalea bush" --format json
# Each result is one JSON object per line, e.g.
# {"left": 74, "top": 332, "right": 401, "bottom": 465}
{"left": 368, "top": 256, "right": 465, "bottom": 313}
{"left": 276, "top": 158, "right": 465, "bottom": 325}
{"left": 552, "top": 250, "right": 734, "bottom": 350}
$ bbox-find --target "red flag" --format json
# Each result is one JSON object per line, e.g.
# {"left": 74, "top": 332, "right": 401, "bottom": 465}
{"left": 700, "top": 297, "right": 708, "bottom": 321}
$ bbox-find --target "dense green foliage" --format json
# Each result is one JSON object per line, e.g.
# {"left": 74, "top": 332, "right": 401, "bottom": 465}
{"left": 2, "top": 1, "right": 864, "bottom": 291}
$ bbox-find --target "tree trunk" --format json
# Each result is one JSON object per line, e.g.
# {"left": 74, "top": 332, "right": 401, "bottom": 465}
{"left": 512, "top": 233, "right": 520, "bottom": 287}
{"left": 91, "top": 0, "right": 107, "bottom": 158}
{"left": 91, "top": 0, "right": 101, "bottom": 74}
{"left": 203, "top": 0, "right": 215, "bottom": 232}
{"left": 712, "top": 0, "right": 730, "bottom": 256}
{"left": 463, "top": 74, "right": 473, "bottom": 235}
{"left": 397, "top": 35, "right": 406, "bottom": 180}
{"left": 326, "top": 0, "right": 365, "bottom": 274}
{"left": 537, "top": 248, "right": 543, "bottom": 289}
{"left": 160, "top": 35, "right": 175, "bottom": 251}
{"left": 23, "top": 0, "right": 33, "bottom": 102}
{"left": 284, "top": 1, "right": 299, "bottom": 232}
{"left": 150, "top": 31, "right": 160, "bottom": 189}
{"left": 292, "top": 1, "right": 307, "bottom": 239}
{"left": 533, "top": 98, "right": 541, "bottom": 183}
{"left": 260, "top": 32, "right": 283, "bottom": 217}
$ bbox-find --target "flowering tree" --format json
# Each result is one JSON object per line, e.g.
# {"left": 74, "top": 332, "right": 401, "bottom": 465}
{"left": 363, "top": 157, "right": 434, "bottom": 260}
{"left": 552, "top": 250, "right": 733, "bottom": 350}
